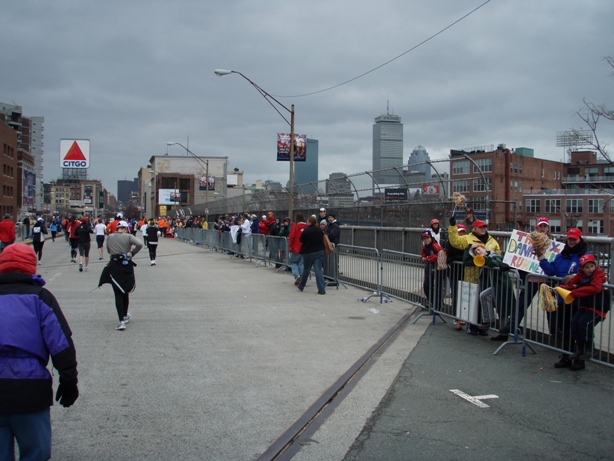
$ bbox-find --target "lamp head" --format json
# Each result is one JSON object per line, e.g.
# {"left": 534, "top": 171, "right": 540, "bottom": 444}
{"left": 214, "top": 69, "right": 233, "bottom": 76}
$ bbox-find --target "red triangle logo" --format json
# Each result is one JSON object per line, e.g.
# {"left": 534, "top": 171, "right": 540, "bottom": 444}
{"left": 64, "top": 141, "right": 87, "bottom": 161}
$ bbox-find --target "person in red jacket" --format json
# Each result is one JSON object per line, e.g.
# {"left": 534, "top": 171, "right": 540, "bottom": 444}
{"left": 288, "top": 213, "right": 307, "bottom": 285}
{"left": 420, "top": 230, "right": 444, "bottom": 311}
{"left": 66, "top": 216, "right": 81, "bottom": 263}
{"left": 559, "top": 253, "right": 609, "bottom": 370}
{"left": 0, "top": 213, "right": 16, "bottom": 253}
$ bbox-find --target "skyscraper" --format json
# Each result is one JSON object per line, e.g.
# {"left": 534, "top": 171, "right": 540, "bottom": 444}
{"left": 294, "top": 138, "right": 319, "bottom": 195}
{"left": 373, "top": 111, "right": 403, "bottom": 188}
{"left": 407, "top": 145, "right": 432, "bottom": 179}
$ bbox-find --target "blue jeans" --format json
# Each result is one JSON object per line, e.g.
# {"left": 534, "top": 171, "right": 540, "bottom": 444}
{"left": 0, "top": 408, "right": 51, "bottom": 461}
{"left": 289, "top": 252, "right": 304, "bottom": 279}
{"left": 298, "top": 250, "right": 325, "bottom": 292}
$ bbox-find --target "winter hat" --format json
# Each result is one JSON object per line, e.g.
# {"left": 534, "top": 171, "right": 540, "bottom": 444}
{"left": 579, "top": 254, "right": 596, "bottom": 267}
{"left": 430, "top": 218, "right": 440, "bottom": 226}
{"left": 0, "top": 244, "right": 38, "bottom": 275}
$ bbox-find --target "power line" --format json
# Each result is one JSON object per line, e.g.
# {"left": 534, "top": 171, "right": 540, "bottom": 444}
{"left": 272, "top": 0, "right": 492, "bottom": 98}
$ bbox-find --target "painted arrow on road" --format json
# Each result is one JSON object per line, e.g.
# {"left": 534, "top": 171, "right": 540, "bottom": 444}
{"left": 449, "top": 389, "right": 499, "bottom": 408}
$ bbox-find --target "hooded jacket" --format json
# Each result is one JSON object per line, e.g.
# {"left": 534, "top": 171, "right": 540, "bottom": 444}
{"left": 0, "top": 272, "right": 78, "bottom": 414}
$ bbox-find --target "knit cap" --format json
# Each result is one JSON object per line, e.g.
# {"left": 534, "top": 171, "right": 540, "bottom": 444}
{"left": 0, "top": 244, "right": 38, "bottom": 275}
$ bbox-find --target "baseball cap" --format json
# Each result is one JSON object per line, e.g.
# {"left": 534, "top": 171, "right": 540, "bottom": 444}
{"left": 537, "top": 217, "right": 549, "bottom": 226}
{"left": 567, "top": 228, "right": 582, "bottom": 239}
{"left": 319, "top": 208, "right": 326, "bottom": 212}
{"left": 465, "top": 208, "right": 473, "bottom": 213}
{"left": 457, "top": 223, "right": 467, "bottom": 233}
{"left": 421, "top": 230, "right": 432, "bottom": 239}
{"left": 473, "top": 220, "right": 487, "bottom": 228}
{"left": 117, "top": 212, "right": 123, "bottom": 219}
{"left": 117, "top": 220, "right": 129, "bottom": 228}
{"left": 579, "top": 254, "right": 596, "bottom": 267}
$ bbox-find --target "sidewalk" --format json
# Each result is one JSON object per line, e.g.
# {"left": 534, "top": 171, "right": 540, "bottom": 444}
{"left": 41, "top": 236, "right": 426, "bottom": 460}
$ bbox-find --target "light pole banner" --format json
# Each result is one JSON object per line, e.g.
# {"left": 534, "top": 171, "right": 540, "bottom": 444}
{"left": 277, "top": 133, "right": 307, "bottom": 162}
{"left": 198, "top": 175, "right": 215, "bottom": 191}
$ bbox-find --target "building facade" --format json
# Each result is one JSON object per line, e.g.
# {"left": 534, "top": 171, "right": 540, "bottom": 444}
{"left": 294, "top": 138, "right": 319, "bottom": 195}
{"left": 373, "top": 112, "right": 403, "bottom": 188}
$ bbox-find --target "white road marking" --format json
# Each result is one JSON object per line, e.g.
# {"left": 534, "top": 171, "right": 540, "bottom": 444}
{"left": 47, "top": 273, "right": 62, "bottom": 282}
{"left": 449, "top": 389, "right": 499, "bottom": 408}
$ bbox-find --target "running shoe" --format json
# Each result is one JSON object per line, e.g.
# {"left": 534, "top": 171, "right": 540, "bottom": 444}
{"left": 115, "top": 321, "right": 126, "bottom": 330}
{"left": 123, "top": 313, "right": 132, "bottom": 324}
{"left": 79, "top": 264, "right": 83, "bottom": 272}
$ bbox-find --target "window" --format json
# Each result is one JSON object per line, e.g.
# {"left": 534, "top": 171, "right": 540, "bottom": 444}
{"left": 588, "top": 220, "right": 604, "bottom": 235}
{"left": 452, "top": 160, "right": 470, "bottom": 175}
{"left": 474, "top": 158, "right": 492, "bottom": 173}
{"left": 519, "top": 181, "right": 523, "bottom": 192}
{"left": 545, "top": 199, "right": 561, "bottom": 213}
{"left": 526, "top": 199, "right": 540, "bottom": 214}
{"left": 548, "top": 219, "right": 562, "bottom": 234}
{"left": 566, "top": 199, "right": 583, "bottom": 214}
{"left": 473, "top": 177, "right": 491, "bottom": 192}
{"left": 519, "top": 164, "right": 523, "bottom": 174}
{"left": 452, "top": 179, "right": 470, "bottom": 193}
{"left": 585, "top": 167, "right": 599, "bottom": 177}
{"left": 588, "top": 199, "right": 603, "bottom": 213}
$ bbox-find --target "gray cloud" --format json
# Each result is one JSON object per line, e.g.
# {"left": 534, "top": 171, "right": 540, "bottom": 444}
{"left": 2, "top": 0, "right": 613, "bottom": 196}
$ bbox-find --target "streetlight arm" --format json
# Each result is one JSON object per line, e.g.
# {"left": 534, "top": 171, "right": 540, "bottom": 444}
{"left": 214, "top": 69, "right": 292, "bottom": 127}
{"left": 166, "top": 142, "right": 209, "bottom": 171}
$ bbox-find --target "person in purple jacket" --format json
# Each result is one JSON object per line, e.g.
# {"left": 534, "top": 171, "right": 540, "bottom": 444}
{"left": 0, "top": 244, "right": 79, "bottom": 460}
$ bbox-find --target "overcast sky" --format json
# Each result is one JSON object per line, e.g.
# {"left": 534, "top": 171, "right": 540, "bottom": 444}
{"left": 2, "top": 0, "right": 613, "bottom": 197}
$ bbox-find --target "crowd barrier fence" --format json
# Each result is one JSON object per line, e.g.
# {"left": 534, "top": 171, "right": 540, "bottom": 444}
{"left": 175, "top": 228, "right": 613, "bottom": 368}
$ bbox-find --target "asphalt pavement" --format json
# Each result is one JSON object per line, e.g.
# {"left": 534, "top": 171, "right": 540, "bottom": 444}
{"left": 30, "top": 234, "right": 614, "bottom": 460}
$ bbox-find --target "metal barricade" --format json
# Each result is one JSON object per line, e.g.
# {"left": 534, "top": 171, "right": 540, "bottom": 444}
{"left": 337, "top": 244, "right": 381, "bottom": 295}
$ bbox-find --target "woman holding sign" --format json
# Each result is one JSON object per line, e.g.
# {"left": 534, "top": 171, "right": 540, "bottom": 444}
{"left": 538, "top": 227, "right": 587, "bottom": 368}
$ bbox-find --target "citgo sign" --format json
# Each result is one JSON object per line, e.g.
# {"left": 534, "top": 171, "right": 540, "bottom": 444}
{"left": 60, "top": 139, "right": 90, "bottom": 168}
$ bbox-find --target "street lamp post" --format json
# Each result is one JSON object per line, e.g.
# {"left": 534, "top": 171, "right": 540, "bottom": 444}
{"left": 214, "top": 69, "right": 295, "bottom": 217}
{"left": 167, "top": 142, "right": 209, "bottom": 219}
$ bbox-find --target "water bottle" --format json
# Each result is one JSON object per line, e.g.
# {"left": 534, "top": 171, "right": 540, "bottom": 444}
{"left": 357, "top": 297, "right": 366, "bottom": 302}
{"left": 382, "top": 297, "right": 392, "bottom": 304}
{"left": 122, "top": 253, "right": 128, "bottom": 265}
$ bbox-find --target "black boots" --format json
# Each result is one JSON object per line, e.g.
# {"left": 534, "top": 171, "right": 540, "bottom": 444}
{"left": 554, "top": 354, "right": 572, "bottom": 368}
{"left": 565, "top": 340, "right": 591, "bottom": 371}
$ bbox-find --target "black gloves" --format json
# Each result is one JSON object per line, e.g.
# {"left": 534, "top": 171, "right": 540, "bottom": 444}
{"left": 499, "top": 263, "right": 510, "bottom": 272}
{"left": 56, "top": 379, "right": 79, "bottom": 407}
{"left": 449, "top": 216, "right": 457, "bottom": 226}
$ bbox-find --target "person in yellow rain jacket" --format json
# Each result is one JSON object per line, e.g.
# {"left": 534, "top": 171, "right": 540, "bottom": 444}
{"left": 447, "top": 215, "right": 500, "bottom": 283}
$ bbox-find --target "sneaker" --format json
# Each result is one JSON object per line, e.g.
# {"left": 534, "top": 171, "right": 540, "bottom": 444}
{"left": 294, "top": 275, "right": 301, "bottom": 286}
{"left": 318, "top": 291, "right": 326, "bottom": 295}
{"left": 99, "top": 257, "right": 103, "bottom": 260}
{"left": 554, "top": 354, "right": 572, "bottom": 368}
{"left": 115, "top": 321, "right": 126, "bottom": 330}
{"left": 79, "top": 264, "right": 83, "bottom": 272}
{"left": 152, "top": 260, "right": 156, "bottom": 265}
{"left": 467, "top": 325, "right": 478, "bottom": 336}
{"left": 123, "top": 313, "right": 132, "bottom": 324}
{"left": 84, "top": 266, "right": 89, "bottom": 272}
{"left": 151, "top": 261, "right": 155, "bottom": 266}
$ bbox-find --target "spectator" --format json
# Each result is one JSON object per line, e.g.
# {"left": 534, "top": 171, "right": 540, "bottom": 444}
{"left": 464, "top": 208, "right": 477, "bottom": 231}
{"left": 0, "top": 213, "right": 16, "bottom": 253}
{"left": 446, "top": 223, "right": 467, "bottom": 329}
{"left": 240, "top": 213, "right": 253, "bottom": 258}
{"left": 429, "top": 218, "right": 442, "bottom": 244}
{"left": 326, "top": 214, "right": 341, "bottom": 246}
{"left": 0, "top": 244, "right": 79, "bottom": 460}
{"left": 318, "top": 208, "right": 327, "bottom": 225}
{"left": 420, "top": 230, "right": 444, "bottom": 311}
{"left": 288, "top": 213, "right": 307, "bottom": 286}
{"left": 492, "top": 216, "right": 552, "bottom": 341}
{"left": 561, "top": 254, "right": 610, "bottom": 370}
{"left": 297, "top": 215, "right": 326, "bottom": 295}
{"left": 538, "top": 227, "right": 588, "bottom": 368}
{"left": 22, "top": 215, "right": 31, "bottom": 240}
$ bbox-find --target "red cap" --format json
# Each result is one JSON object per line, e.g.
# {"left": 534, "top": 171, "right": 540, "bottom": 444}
{"left": 537, "top": 217, "right": 549, "bottom": 226}
{"left": 579, "top": 254, "right": 596, "bottom": 267}
{"left": 421, "top": 230, "right": 432, "bottom": 239}
{"left": 473, "top": 220, "right": 487, "bottom": 228}
{"left": 430, "top": 218, "right": 439, "bottom": 225}
{"left": 567, "top": 228, "right": 582, "bottom": 239}
{"left": 457, "top": 223, "right": 467, "bottom": 232}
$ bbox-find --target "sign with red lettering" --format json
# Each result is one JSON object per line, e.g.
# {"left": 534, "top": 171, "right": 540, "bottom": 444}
{"left": 60, "top": 139, "right": 90, "bottom": 168}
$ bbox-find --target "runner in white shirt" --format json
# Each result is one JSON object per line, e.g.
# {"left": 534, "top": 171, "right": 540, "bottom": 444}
{"left": 94, "top": 218, "right": 107, "bottom": 260}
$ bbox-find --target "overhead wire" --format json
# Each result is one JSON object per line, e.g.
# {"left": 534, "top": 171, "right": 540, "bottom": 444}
{"left": 272, "top": 0, "right": 492, "bottom": 99}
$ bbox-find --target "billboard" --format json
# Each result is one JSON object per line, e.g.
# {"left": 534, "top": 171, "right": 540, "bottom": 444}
{"left": 384, "top": 188, "right": 408, "bottom": 201}
{"left": 421, "top": 184, "right": 440, "bottom": 195}
{"left": 23, "top": 171, "right": 36, "bottom": 205}
{"left": 198, "top": 175, "right": 215, "bottom": 191}
{"left": 277, "top": 133, "right": 307, "bottom": 161}
{"left": 60, "top": 139, "right": 90, "bottom": 168}
{"left": 158, "top": 189, "right": 181, "bottom": 205}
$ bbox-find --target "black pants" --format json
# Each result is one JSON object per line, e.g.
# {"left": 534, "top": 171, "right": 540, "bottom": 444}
{"left": 33, "top": 240, "right": 44, "bottom": 261}
{"left": 112, "top": 284, "right": 130, "bottom": 321}
{"left": 148, "top": 243, "right": 158, "bottom": 261}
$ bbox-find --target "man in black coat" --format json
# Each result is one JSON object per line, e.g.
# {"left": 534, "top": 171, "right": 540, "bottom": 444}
{"left": 326, "top": 214, "right": 341, "bottom": 245}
